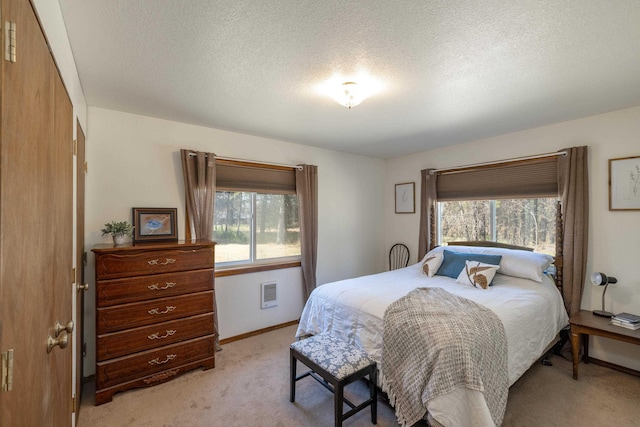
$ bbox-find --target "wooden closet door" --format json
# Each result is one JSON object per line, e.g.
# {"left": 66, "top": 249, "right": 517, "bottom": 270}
{"left": 0, "top": 0, "right": 74, "bottom": 425}
{"left": 75, "top": 120, "right": 87, "bottom": 424}
{"left": 51, "top": 63, "right": 74, "bottom": 425}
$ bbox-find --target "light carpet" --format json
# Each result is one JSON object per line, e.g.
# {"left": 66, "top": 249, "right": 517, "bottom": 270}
{"left": 78, "top": 325, "right": 640, "bottom": 426}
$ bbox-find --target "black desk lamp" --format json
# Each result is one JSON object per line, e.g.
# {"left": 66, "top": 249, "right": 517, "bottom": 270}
{"left": 591, "top": 272, "right": 617, "bottom": 317}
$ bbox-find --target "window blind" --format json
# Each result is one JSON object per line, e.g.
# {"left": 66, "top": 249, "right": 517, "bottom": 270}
{"left": 215, "top": 160, "right": 296, "bottom": 194}
{"left": 436, "top": 157, "right": 559, "bottom": 201}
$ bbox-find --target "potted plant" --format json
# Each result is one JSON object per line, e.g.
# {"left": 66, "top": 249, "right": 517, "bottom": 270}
{"left": 101, "top": 220, "right": 134, "bottom": 245}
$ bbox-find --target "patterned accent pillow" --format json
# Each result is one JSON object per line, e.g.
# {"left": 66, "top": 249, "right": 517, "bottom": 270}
{"left": 290, "top": 333, "right": 375, "bottom": 380}
{"left": 456, "top": 260, "right": 500, "bottom": 289}
{"left": 421, "top": 252, "right": 444, "bottom": 277}
{"left": 436, "top": 250, "right": 502, "bottom": 279}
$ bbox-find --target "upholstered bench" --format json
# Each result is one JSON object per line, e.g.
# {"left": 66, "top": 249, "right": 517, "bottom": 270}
{"left": 290, "top": 333, "right": 377, "bottom": 427}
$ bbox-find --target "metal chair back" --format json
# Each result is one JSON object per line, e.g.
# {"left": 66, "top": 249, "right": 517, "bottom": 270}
{"left": 389, "top": 243, "right": 410, "bottom": 270}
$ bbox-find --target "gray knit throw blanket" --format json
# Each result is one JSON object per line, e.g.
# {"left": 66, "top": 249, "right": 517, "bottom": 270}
{"left": 381, "top": 287, "right": 508, "bottom": 427}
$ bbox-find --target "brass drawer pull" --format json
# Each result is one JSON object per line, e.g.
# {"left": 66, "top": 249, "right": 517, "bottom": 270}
{"left": 147, "top": 282, "right": 177, "bottom": 291}
{"left": 148, "top": 330, "right": 177, "bottom": 340}
{"left": 148, "top": 354, "right": 177, "bottom": 365}
{"left": 143, "top": 369, "right": 180, "bottom": 384}
{"left": 148, "top": 306, "right": 176, "bottom": 315}
{"left": 148, "top": 258, "right": 176, "bottom": 266}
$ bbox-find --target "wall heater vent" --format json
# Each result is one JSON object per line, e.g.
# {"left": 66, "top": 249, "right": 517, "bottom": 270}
{"left": 261, "top": 281, "right": 278, "bottom": 309}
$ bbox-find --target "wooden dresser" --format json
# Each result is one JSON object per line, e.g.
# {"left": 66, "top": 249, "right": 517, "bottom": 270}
{"left": 92, "top": 240, "right": 216, "bottom": 405}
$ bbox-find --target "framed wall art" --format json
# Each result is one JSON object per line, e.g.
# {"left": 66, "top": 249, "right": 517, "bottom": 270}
{"left": 609, "top": 155, "right": 640, "bottom": 210}
{"left": 395, "top": 182, "right": 415, "bottom": 214}
{"left": 132, "top": 207, "right": 178, "bottom": 242}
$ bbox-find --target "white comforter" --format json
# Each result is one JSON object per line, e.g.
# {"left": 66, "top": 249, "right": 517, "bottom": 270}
{"left": 296, "top": 263, "right": 569, "bottom": 426}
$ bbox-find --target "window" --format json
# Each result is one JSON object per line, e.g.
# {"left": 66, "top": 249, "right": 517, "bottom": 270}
{"left": 438, "top": 198, "right": 558, "bottom": 255}
{"left": 214, "top": 191, "right": 300, "bottom": 266}
{"left": 212, "top": 159, "right": 300, "bottom": 267}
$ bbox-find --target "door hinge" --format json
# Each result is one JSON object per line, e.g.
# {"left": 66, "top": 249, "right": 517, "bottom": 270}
{"left": 83, "top": 251, "right": 88, "bottom": 265}
{"left": 72, "top": 396, "right": 77, "bottom": 412}
{"left": 4, "top": 21, "right": 16, "bottom": 63}
{"left": 84, "top": 162, "right": 88, "bottom": 174}
{"left": 72, "top": 267, "right": 77, "bottom": 284}
{"left": 1, "top": 349, "right": 14, "bottom": 392}
{"left": 73, "top": 139, "right": 77, "bottom": 156}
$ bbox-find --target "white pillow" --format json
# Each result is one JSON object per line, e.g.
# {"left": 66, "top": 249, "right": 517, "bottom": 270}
{"left": 427, "top": 245, "right": 553, "bottom": 282}
{"left": 421, "top": 252, "right": 444, "bottom": 277}
{"left": 456, "top": 260, "right": 500, "bottom": 289}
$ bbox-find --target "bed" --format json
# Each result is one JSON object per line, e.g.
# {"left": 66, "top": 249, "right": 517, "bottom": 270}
{"left": 296, "top": 243, "right": 569, "bottom": 426}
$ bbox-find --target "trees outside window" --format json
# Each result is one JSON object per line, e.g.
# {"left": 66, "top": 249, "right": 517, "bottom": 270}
{"left": 438, "top": 198, "right": 558, "bottom": 255}
{"left": 214, "top": 191, "right": 300, "bottom": 265}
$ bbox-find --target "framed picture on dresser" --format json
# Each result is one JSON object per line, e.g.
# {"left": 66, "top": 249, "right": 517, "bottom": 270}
{"left": 132, "top": 207, "right": 178, "bottom": 242}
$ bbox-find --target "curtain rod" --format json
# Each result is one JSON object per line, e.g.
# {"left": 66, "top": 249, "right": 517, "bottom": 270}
{"left": 429, "top": 151, "right": 567, "bottom": 175}
{"left": 188, "top": 152, "right": 303, "bottom": 170}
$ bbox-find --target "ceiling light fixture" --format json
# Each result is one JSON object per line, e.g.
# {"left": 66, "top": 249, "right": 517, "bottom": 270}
{"left": 334, "top": 82, "right": 364, "bottom": 109}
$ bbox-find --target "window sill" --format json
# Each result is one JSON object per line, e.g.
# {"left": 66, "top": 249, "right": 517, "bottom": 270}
{"left": 215, "top": 260, "right": 302, "bottom": 277}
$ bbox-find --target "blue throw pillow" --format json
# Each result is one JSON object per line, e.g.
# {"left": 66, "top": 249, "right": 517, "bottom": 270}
{"left": 435, "top": 250, "right": 503, "bottom": 279}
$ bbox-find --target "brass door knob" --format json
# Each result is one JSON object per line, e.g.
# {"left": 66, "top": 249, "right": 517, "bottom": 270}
{"left": 77, "top": 283, "right": 89, "bottom": 292}
{"left": 54, "top": 320, "right": 74, "bottom": 337}
{"left": 47, "top": 333, "right": 69, "bottom": 353}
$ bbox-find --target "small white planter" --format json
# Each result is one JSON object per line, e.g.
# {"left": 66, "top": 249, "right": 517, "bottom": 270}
{"left": 113, "top": 234, "right": 127, "bottom": 245}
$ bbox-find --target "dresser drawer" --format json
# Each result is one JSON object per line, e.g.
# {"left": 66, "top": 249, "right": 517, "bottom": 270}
{"left": 97, "top": 269, "right": 213, "bottom": 306}
{"left": 96, "top": 313, "right": 215, "bottom": 361}
{"left": 96, "top": 335, "right": 215, "bottom": 389}
{"left": 95, "top": 247, "right": 214, "bottom": 279}
{"left": 97, "top": 291, "right": 214, "bottom": 334}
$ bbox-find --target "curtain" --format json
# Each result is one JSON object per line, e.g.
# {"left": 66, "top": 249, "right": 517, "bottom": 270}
{"left": 180, "top": 149, "right": 221, "bottom": 350}
{"left": 296, "top": 165, "right": 318, "bottom": 301}
{"left": 418, "top": 169, "right": 437, "bottom": 261}
{"left": 558, "top": 146, "right": 589, "bottom": 315}
{"left": 181, "top": 150, "right": 216, "bottom": 240}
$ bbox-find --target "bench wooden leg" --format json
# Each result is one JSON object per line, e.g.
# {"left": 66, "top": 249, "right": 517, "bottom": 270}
{"left": 370, "top": 368, "right": 377, "bottom": 424}
{"left": 290, "top": 349, "right": 296, "bottom": 402}
{"left": 335, "top": 382, "right": 343, "bottom": 427}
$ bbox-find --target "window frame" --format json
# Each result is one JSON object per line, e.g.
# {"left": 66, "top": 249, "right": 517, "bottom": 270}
{"left": 436, "top": 197, "right": 559, "bottom": 255}
{"left": 212, "top": 159, "right": 301, "bottom": 273}
{"left": 214, "top": 190, "right": 301, "bottom": 269}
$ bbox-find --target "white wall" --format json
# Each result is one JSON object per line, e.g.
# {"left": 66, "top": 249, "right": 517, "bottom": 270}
{"left": 83, "top": 107, "right": 386, "bottom": 374}
{"left": 385, "top": 105, "right": 640, "bottom": 371}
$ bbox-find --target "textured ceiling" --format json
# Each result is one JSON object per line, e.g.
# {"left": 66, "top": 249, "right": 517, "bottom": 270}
{"left": 58, "top": 0, "right": 640, "bottom": 159}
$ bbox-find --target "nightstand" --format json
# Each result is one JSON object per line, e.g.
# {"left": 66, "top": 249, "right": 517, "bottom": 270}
{"left": 569, "top": 310, "right": 640, "bottom": 380}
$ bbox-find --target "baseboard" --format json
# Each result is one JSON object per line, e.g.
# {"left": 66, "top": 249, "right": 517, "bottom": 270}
{"left": 588, "top": 357, "right": 640, "bottom": 377}
{"left": 219, "top": 319, "right": 299, "bottom": 345}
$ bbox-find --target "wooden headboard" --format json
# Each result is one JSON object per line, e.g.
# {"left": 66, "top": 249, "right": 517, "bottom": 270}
{"left": 447, "top": 241, "right": 533, "bottom": 252}
{"left": 429, "top": 201, "right": 564, "bottom": 294}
